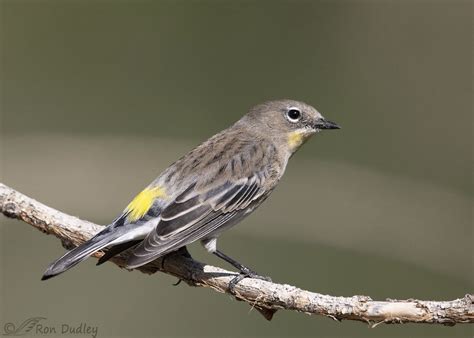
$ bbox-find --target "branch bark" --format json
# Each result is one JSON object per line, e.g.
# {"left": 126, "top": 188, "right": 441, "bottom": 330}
{"left": 1, "top": 183, "right": 472, "bottom": 325}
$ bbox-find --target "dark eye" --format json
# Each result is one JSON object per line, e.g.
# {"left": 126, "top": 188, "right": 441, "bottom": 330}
{"left": 286, "top": 108, "right": 301, "bottom": 122}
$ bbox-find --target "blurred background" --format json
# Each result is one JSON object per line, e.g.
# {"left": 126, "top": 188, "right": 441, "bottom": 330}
{"left": 1, "top": 0, "right": 472, "bottom": 337}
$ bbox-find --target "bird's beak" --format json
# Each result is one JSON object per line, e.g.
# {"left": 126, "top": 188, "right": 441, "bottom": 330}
{"left": 314, "top": 118, "right": 340, "bottom": 130}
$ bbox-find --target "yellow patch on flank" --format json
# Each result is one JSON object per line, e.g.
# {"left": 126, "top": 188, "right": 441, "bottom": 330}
{"left": 288, "top": 130, "right": 305, "bottom": 148}
{"left": 125, "top": 186, "right": 166, "bottom": 221}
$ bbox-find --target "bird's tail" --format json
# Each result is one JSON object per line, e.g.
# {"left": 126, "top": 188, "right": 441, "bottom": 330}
{"left": 41, "top": 227, "right": 124, "bottom": 280}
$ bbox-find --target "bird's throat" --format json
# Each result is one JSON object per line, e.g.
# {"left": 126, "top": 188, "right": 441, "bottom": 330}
{"left": 287, "top": 130, "right": 311, "bottom": 150}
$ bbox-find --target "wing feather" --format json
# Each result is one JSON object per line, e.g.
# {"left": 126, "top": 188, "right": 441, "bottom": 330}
{"left": 126, "top": 147, "right": 275, "bottom": 269}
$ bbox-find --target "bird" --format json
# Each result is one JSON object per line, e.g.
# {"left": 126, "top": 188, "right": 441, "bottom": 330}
{"left": 41, "top": 99, "right": 340, "bottom": 285}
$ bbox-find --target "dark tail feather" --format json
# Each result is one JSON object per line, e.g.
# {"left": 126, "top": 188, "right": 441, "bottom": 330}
{"left": 96, "top": 240, "right": 141, "bottom": 266}
{"left": 41, "top": 232, "right": 121, "bottom": 280}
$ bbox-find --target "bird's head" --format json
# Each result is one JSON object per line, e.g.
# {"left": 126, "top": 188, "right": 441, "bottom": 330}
{"left": 242, "top": 99, "right": 340, "bottom": 153}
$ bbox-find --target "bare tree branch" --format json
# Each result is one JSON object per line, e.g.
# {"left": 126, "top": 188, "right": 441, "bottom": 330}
{"left": 1, "top": 183, "right": 472, "bottom": 324}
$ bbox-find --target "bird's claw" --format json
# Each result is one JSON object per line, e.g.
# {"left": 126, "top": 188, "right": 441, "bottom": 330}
{"left": 228, "top": 268, "right": 272, "bottom": 294}
{"left": 172, "top": 278, "right": 183, "bottom": 286}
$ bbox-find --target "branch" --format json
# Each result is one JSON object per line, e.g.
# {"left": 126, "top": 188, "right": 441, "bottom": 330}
{"left": 1, "top": 183, "right": 472, "bottom": 325}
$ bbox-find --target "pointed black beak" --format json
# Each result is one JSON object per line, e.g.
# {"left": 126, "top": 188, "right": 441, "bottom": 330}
{"left": 314, "top": 118, "right": 341, "bottom": 130}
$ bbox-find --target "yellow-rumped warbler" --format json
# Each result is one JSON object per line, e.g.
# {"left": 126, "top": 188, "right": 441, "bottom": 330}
{"left": 42, "top": 99, "right": 340, "bottom": 283}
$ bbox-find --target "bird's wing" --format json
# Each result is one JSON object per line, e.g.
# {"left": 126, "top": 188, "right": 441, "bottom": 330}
{"left": 125, "top": 168, "right": 270, "bottom": 268}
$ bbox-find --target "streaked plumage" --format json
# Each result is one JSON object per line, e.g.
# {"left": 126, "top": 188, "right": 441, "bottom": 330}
{"left": 42, "top": 99, "right": 339, "bottom": 281}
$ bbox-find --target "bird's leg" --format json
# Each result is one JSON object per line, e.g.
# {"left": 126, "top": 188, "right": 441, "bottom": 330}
{"left": 213, "top": 249, "right": 272, "bottom": 292}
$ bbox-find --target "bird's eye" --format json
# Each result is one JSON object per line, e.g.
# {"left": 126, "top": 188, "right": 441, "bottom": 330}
{"left": 286, "top": 108, "right": 302, "bottom": 123}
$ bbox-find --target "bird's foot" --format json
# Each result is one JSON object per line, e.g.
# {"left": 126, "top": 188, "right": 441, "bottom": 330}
{"left": 228, "top": 267, "right": 272, "bottom": 294}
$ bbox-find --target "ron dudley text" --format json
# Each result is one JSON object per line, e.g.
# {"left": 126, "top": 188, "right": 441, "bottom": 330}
{"left": 36, "top": 322, "right": 98, "bottom": 338}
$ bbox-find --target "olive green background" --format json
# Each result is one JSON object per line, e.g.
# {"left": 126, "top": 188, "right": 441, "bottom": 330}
{"left": 1, "top": 0, "right": 472, "bottom": 337}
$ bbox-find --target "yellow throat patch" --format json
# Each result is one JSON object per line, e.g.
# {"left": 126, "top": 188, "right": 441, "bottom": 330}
{"left": 287, "top": 130, "right": 306, "bottom": 149}
{"left": 125, "top": 186, "right": 166, "bottom": 221}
